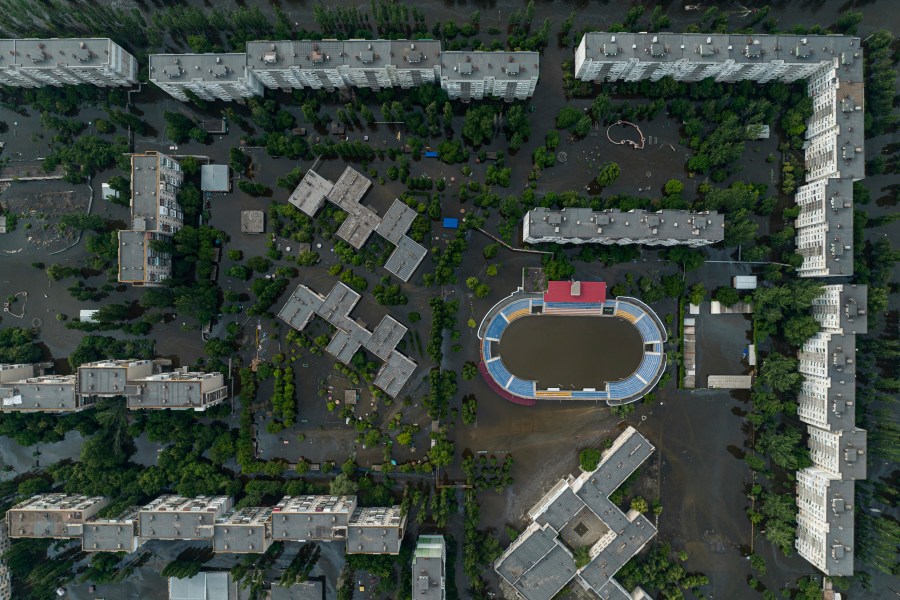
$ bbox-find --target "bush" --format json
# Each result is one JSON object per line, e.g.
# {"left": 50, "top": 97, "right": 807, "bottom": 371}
{"left": 579, "top": 448, "right": 601, "bottom": 471}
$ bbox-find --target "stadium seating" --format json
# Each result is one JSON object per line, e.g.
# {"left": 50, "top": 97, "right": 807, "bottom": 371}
{"left": 505, "top": 308, "right": 531, "bottom": 322}
{"left": 608, "top": 376, "right": 648, "bottom": 400}
{"left": 636, "top": 316, "right": 662, "bottom": 343}
{"left": 486, "top": 358, "right": 513, "bottom": 388}
{"left": 506, "top": 376, "right": 536, "bottom": 398}
{"left": 481, "top": 337, "right": 493, "bottom": 360}
{"left": 500, "top": 298, "right": 532, "bottom": 320}
{"left": 615, "top": 302, "right": 644, "bottom": 320}
{"left": 485, "top": 314, "right": 509, "bottom": 340}
{"left": 572, "top": 390, "right": 609, "bottom": 400}
{"left": 636, "top": 353, "right": 662, "bottom": 383}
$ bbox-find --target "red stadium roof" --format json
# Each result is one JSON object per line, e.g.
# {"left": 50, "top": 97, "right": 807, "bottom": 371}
{"left": 544, "top": 281, "right": 607, "bottom": 304}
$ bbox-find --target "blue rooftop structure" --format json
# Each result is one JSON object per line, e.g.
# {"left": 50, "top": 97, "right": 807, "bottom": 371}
{"left": 442, "top": 217, "right": 459, "bottom": 229}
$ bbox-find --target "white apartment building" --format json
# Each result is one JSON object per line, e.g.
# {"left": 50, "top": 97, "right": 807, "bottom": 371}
{"left": 413, "top": 535, "right": 446, "bottom": 600}
{"left": 0, "top": 521, "right": 10, "bottom": 600}
{"left": 795, "top": 467, "right": 855, "bottom": 575}
{"left": 440, "top": 51, "right": 539, "bottom": 101}
{"left": 149, "top": 53, "right": 263, "bottom": 102}
{"left": 0, "top": 374, "right": 88, "bottom": 413}
{"left": 798, "top": 332, "right": 854, "bottom": 382}
{"left": 213, "top": 507, "right": 274, "bottom": 554}
{"left": 523, "top": 207, "right": 724, "bottom": 247}
{"left": 82, "top": 509, "right": 141, "bottom": 553}
{"left": 127, "top": 370, "right": 228, "bottom": 411}
{"left": 119, "top": 152, "right": 184, "bottom": 287}
{"left": 245, "top": 39, "right": 440, "bottom": 91}
{"left": 810, "top": 285, "right": 868, "bottom": 335}
{"left": 6, "top": 494, "right": 109, "bottom": 539}
{"left": 0, "top": 38, "right": 137, "bottom": 87}
{"left": 139, "top": 495, "right": 233, "bottom": 542}
{"left": 77, "top": 359, "right": 153, "bottom": 398}
{"left": 807, "top": 427, "right": 867, "bottom": 480}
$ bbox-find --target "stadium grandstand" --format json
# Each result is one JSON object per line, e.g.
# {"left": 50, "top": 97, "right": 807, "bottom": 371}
{"left": 477, "top": 281, "right": 666, "bottom": 406}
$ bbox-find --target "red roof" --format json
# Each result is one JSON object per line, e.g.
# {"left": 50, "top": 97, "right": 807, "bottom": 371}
{"left": 543, "top": 281, "right": 607, "bottom": 304}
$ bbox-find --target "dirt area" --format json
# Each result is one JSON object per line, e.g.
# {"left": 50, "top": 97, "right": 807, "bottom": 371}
{"left": 0, "top": 180, "right": 90, "bottom": 251}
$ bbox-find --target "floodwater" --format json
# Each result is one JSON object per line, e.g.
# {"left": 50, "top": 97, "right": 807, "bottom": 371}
{"left": 498, "top": 315, "right": 642, "bottom": 388}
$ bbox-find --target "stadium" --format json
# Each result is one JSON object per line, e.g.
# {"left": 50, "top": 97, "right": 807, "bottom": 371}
{"left": 477, "top": 281, "right": 667, "bottom": 406}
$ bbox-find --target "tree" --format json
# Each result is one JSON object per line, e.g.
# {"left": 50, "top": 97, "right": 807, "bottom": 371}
{"left": 574, "top": 546, "right": 590, "bottom": 569}
{"left": 462, "top": 362, "right": 478, "bottom": 381}
{"left": 714, "top": 286, "right": 740, "bottom": 307}
{"left": 164, "top": 111, "right": 196, "bottom": 144}
{"left": 688, "top": 283, "right": 706, "bottom": 305}
{"left": 630, "top": 496, "right": 649, "bottom": 513}
{"left": 59, "top": 213, "right": 106, "bottom": 232}
{"left": 596, "top": 162, "right": 620, "bottom": 187}
{"left": 329, "top": 473, "right": 359, "bottom": 496}
{"left": 665, "top": 247, "right": 705, "bottom": 271}
{"left": 580, "top": 448, "right": 601, "bottom": 471}
{"left": 759, "top": 352, "right": 802, "bottom": 394}
{"left": 783, "top": 314, "right": 821, "bottom": 347}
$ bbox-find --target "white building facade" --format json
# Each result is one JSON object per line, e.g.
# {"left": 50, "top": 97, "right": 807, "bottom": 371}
{"left": 0, "top": 38, "right": 137, "bottom": 87}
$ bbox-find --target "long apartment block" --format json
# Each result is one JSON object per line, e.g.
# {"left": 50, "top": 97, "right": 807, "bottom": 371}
{"left": 119, "top": 152, "right": 184, "bottom": 287}
{"left": 0, "top": 38, "right": 137, "bottom": 87}
{"left": 795, "top": 467, "right": 855, "bottom": 575}
{"left": 150, "top": 41, "right": 538, "bottom": 102}
{"left": 9, "top": 494, "right": 406, "bottom": 556}
{"left": 0, "top": 363, "right": 228, "bottom": 414}
{"left": 575, "top": 32, "right": 864, "bottom": 277}
{"left": 523, "top": 207, "right": 723, "bottom": 247}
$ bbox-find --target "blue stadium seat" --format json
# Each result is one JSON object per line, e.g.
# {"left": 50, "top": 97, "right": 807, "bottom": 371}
{"left": 572, "top": 390, "right": 609, "bottom": 400}
{"left": 500, "top": 298, "right": 531, "bottom": 319}
{"left": 486, "top": 315, "right": 508, "bottom": 340}
{"left": 616, "top": 302, "right": 643, "bottom": 319}
{"left": 637, "top": 353, "right": 662, "bottom": 382}
{"left": 486, "top": 359, "right": 512, "bottom": 387}
{"left": 636, "top": 316, "right": 662, "bottom": 343}
{"left": 506, "top": 376, "right": 536, "bottom": 398}
{"left": 482, "top": 338, "right": 493, "bottom": 360}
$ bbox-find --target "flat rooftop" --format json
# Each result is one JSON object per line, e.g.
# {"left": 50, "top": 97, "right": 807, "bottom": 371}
{"left": 245, "top": 39, "right": 441, "bottom": 72}
{"left": 118, "top": 230, "right": 147, "bottom": 282}
{"left": 526, "top": 207, "right": 724, "bottom": 242}
{"left": 0, "top": 38, "right": 123, "bottom": 69}
{"left": 149, "top": 53, "right": 249, "bottom": 84}
{"left": 441, "top": 51, "right": 540, "bottom": 81}
{"left": 131, "top": 154, "right": 161, "bottom": 231}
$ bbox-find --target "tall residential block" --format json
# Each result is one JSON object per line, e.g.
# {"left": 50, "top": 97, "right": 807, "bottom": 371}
{"left": 271, "top": 495, "right": 357, "bottom": 542}
{"left": 795, "top": 467, "right": 855, "bottom": 575}
{"left": 574, "top": 32, "right": 864, "bottom": 277}
{"left": 149, "top": 53, "right": 263, "bottom": 102}
{"left": 440, "top": 51, "right": 539, "bottom": 101}
{"left": 138, "top": 495, "right": 233, "bottom": 542}
{"left": 0, "top": 38, "right": 137, "bottom": 87}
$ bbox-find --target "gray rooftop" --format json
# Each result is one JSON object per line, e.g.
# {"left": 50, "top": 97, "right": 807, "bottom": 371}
{"left": 128, "top": 371, "right": 227, "bottom": 410}
{"left": 796, "top": 476, "right": 855, "bottom": 576}
{"left": 384, "top": 232, "right": 428, "bottom": 282}
{"left": 0, "top": 375, "right": 80, "bottom": 411}
{"left": 441, "top": 51, "right": 539, "bottom": 81}
{"left": 373, "top": 350, "right": 417, "bottom": 398}
{"left": 799, "top": 332, "right": 856, "bottom": 381}
{"left": 82, "top": 510, "right": 139, "bottom": 552}
{"left": 245, "top": 39, "right": 441, "bottom": 72}
{"left": 270, "top": 581, "right": 326, "bottom": 600}
{"left": 240, "top": 210, "right": 265, "bottom": 234}
{"left": 525, "top": 208, "right": 724, "bottom": 244}
{"left": 168, "top": 572, "right": 233, "bottom": 600}
{"left": 149, "top": 53, "right": 249, "bottom": 84}
{"left": 364, "top": 315, "right": 407, "bottom": 361}
{"left": 412, "top": 536, "right": 445, "bottom": 600}
{"left": 201, "top": 164, "right": 230, "bottom": 192}
{"left": 131, "top": 154, "right": 160, "bottom": 231}
{"left": 7, "top": 494, "right": 108, "bottom": 538}
{"left": 77, "top": 360, "right": 151, "bottom": 397}
{"left": 798, "top": 179, "right": 854, "bottom": 277}
{"left": 326, "top": 326, "right": 371, "bottom": 364}
{"left": 347, "top": 506, "right": 405, "bottom": 554}
{"left": 0, "top": 38, "right": 125, "bottom": 69}
{"left": 213, "top": 506, "right": 272, "bottom": 553}
{"left": 376, "top": 199, "right": 418, "bottom": 243}
{"left": 808, "top": 427, "right": 867, "bottom": 480}
{"left": 118, "top": 230, "right": 148, "bottom": 282}
{"left": 271, "top": 495, "right": 355, "bottom": 541}
{"left": 831, "top": 285, "right": 867, "bottom": 335}
{"left": 495, "top": 427, "right": 656, "bottom": 600}
{"left": 139, "top": 495, "right": 232, "bottom": 541}
{"left": 277, "top": 285, "right": 325, "bottom": 331}
{"left": 288, "top": 169, "right": 333, "bottom": 216}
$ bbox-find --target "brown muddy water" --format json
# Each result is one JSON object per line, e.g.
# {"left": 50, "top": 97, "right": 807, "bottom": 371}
{"left": 497, "top": 314, "right": 642, "bottom": 388}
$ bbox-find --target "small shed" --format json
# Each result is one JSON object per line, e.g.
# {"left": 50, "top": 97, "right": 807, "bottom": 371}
{"left": 201, "top": 164, "right": 231, "bottom": 192}
{"left": 101, "top": 182, "right": 117, "bottom": 201}
{"left": 79, "top": 310, "right": 99, "bottom": 323}
{"left": 240, "top": 210, "right": 265, "bottom": 234}
{"left": 442, "top": 218, "right": 459, "bottom": 229}
{"left": 344, "top": 389, "right": 359, "bottom": 405}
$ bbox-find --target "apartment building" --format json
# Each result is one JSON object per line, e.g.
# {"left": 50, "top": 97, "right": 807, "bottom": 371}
{"left": 0, "top": 363, "right": 35, "bottom": 383}
{"left": 0, "top": 38, "right": 137, "bottom": 88}
{"left": 119, "top": 152, "right": 184, "bottom": 287}
{"left": 807, "top": 427, "right": 867, "bottom": 481}
{"left": 82, "top": 509, "right": 141, "bottom": 553}
{"left": 271, "top": 495, "right": 356, "bottom": 541}
{"left": 0, "top": 521, "right": 11, "bottom": 600}
{"left": 139, "top": 495, "right": 233, "bottom": 543}
{"left": 0, "top": 375, "right": 88, "bottom": 413}
{"left": 77, "top": 359, "right": 153, "bottom": 398}
{"left": 6, "top": 494, "right": 108, "bottom": 539}
{"left": 149, "top": 53, "right": 263, "bottom": 102}
{"left": 795, "top": 468, "right": 855, "bottom": 575}
{"left": 412, "top": 535, "right": 446, "bottom": 600}
{"left": 127, "top": 370, "right": 228, "bottom": 411}
{"left": 523, "top": 207, "right": 724, "bottom": 247}
{"left": 347, "top": 506, "right": 407, "bottom": 554}
{"left": 810, "top": 285, "right": 868, "bottom": 335}
{"left": 440, "top": 51, "right": 539, "bottom": 101}
{"left": 574, "top": 32, "right": 864, "bottom": 278}
{"left": 245, "top": 39, "right": 440, "bottom": 91}
{"left": 213, "top": 506, "right": 273, "bottom": 554}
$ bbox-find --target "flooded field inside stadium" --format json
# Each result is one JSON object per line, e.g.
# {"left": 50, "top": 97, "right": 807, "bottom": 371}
{"left": 498, "top": 315, "right": 642, "bottom": 389}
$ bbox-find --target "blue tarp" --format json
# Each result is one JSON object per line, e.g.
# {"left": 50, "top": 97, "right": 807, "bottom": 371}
{"left": 442, "top": 218, "right": 459, "bottom": 229}
{"left": 424, "top": 151, "right": 439, "bottom": 158}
